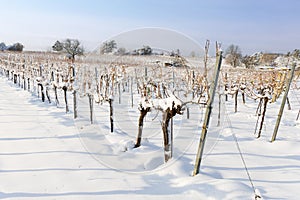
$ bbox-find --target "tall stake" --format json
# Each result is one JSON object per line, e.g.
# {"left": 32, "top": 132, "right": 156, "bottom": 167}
{"left": 193, "top": 49, "right": 222, "bottom": 176}
{"left": 131, "top": 77, "right": 134, "bottom": 108}
{"left": 73, "top": 66, "right": 77, "bottom": 119}
{"left": 109, "top": 98, "right": 114, "bottom": 133}
{"left": 118, "top": 83, "right": 121, "bottom": 104}
{"left": 296, "top": 109, "right": 300, "bottom": 121}
{"left": 271, "top": 63, "right": 296, "bottom": 142}
{"left": 73, "top": 90, "right": 77, "bottom": 119}
{"left": 88, "top": 94, "right": 94, "bottom": 124}
{"left": 170, "top": 117, "right": 173, "bottom": 158}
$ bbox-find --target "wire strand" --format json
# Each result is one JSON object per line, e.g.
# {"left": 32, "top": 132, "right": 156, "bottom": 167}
{"left": 224, "top": 104, "right": 257, "bottom": 196}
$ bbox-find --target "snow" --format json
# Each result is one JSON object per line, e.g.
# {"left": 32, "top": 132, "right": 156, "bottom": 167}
{"left": 1, "top": 74, "right": 300, "bottom": 200}
{"left": 141, "top": 91, "right": 182, "bottom": 112}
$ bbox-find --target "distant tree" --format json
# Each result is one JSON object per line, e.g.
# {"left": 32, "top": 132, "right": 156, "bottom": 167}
{"left": 116, "top": 47, "right": 127, "bottom": 55}
{"left": 7, "top": 43, "right": 24, "bottom": 51}
{"left": 52, "top": 40, "right": 64, "bottom": 51}
{"left": 0, "top": 42, "right": 7, "bottom": 51}
{"left": 100, "top": 40, "right": 117, "bottom": 54}
{"left": 242, "top": 55, "right": 253, "bottom": 69}
{"left": 241, "top": 53, "right": 262, "bottom": 69}
{"left": 225, "top": 44, "right": 242, "bottom": 67}
{"left": 190, "top": 51, "right": 196, "bottom": 57}
{"left": 52, "top": 39, "right": 84, "bottom": 62}
{"left": 139, "top": 45, "right": 152, "bottom": 55}
{"left": 170, "top": 49, "right": 181, "bottom": 57}
{"left": 291, "top": 49, "right": 300, "bottom": 58}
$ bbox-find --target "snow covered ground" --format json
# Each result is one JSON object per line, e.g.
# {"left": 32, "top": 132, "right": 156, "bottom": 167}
{"left": 1, "top": 74, "right": 300, "bottom": 200}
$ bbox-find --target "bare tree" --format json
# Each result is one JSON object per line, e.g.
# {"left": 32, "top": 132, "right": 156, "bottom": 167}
{"left": 52, "top": 39, "right": 84, "bottom": 62}
{"left": 100, "top": 40, "right": 117, "bottom": 54}
{"left": 225, "top": 44, "right": 242, "bottom": 67}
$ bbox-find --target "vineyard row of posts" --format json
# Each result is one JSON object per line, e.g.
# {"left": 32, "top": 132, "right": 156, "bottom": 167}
{"left": 0, "top": 50, "right": 299, "bottom": 174}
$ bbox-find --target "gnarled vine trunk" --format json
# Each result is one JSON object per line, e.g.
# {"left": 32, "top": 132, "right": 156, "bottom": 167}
{"left": 38, "top": 83, "right": 45, "bottom": 102}
{"left": 162, "top": 109, "right": 172, "bottom": 162}
{"left": 62, "top": 86, "right": 69, "bottom": 113}
{"left": 54, "top": 85, "right": 59, "bottom": 105}
{"left": 134, "top": 107, "right": 151, "bottom": 148}
{"left": 234, "top": 90, "right": 238, "bottom": 113}
{"left": 161, "top": 101, "right": 182, "bottom": 162}
{"left": 46, "top": 87, "right": 51, "bottom": 103}
{"left": 109, "top": 98, "right": 114, "bottom": 133}
{"left": 257, "top": 97, "right": 268, "bottom": 138}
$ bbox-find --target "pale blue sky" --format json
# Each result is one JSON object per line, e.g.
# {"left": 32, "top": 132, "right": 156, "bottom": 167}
{"left": 0, "top": 0, "right": 299, "bottom": 55}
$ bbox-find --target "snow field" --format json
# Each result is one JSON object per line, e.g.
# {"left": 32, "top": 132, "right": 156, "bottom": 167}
{"left": 1, "top": 74, "right": 300, "bottom": 199}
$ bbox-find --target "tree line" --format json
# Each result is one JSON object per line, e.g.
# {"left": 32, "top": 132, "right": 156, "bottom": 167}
{"left": 0, "top": 42, "right": 24, "bottom": 51}
{"left": 224, "top": 44, "right": 300, "bottom": 68}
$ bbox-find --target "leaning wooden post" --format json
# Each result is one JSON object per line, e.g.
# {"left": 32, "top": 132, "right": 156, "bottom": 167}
{"left": 271, "top": 63, "right": 296, "bottom": 142}
{"left": 193, "top": 50, "right": 222, "bottom": 176}
{"left": 73, "top": 66, "right": 78, "bottom": 119}
{"left": 296, "top": 109, "right": 300, "bottom": 121}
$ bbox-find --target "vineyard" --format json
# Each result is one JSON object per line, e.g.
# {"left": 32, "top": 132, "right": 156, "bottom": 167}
{"left": 0, "top": 50, "right": 300, "bottom": 199}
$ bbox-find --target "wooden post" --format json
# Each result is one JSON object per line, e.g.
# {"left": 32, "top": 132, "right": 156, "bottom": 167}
{"left": 217, "top": 83, "right": 221, "bottom": 127}
{"left": 118, "top": 83, "right": 121, "bottom": 104}
{"left": 27, "top": 78, "right": 30, "bottom": 91}
{"left": 192, "top": 70, "right": 195, "bottom": 99}
{"left": 88, "top": 94, "right": 94, "bottom": 124}
{"left": 193, "top": 50, "right": 222, "bottom": 176}
{"left": 234, "top": 90, "right": 238, "bottom": 113}
{"left": 286, "top": 97, "right": 291, "bottom": 110}
{"left": 23, "top": 75, "right": 26, "bottom": 90}
{"left": 172, "top": 67, "right": 175, "bottom": 88}
{"left": 72, "top": 65, "right": 77, "bottom": 119}
{"left": 170, "top": 117, "right": 173, "bottom": 158}
{"left": 145, "top": 67, "right": 148, "bottom": 81}
{"left": 109, "top": 98, "right": 114, "bottom": 133}
{"left": 271, "top": 63, "right": 296, "bottom": 142}
{"left": 225, "top": 73, "right": 228, "bottom": 101}
{"left": 131, "top": 77, "right": 134, "bottom": 108}
{"left": 204, "top": 40, "right": 209, "bottom": 78}
{"left": 186, "top": 107, "right": 190, "bottom": 119}
{"left": 73, "top": 90, "right": 78, "bottom": 119}
{"left": 135, "top": 68, "right": 139, "bottom": 94}
{"left": 217, "top": 93, "right": 221, "bottom": 127}
{"left": 39, "top": 65, "right": 43, "bottom": 77}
